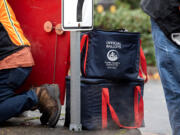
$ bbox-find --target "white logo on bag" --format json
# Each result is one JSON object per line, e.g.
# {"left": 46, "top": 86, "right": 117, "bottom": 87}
{"left": 106, "top": 41, "right": 121, "bottom": 49}
{"left": 107, "top": 50, "right": 119, "bottom": 61}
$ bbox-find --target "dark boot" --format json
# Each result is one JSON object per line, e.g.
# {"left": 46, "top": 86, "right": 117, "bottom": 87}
{"left": 40, "top": 112, "right": 50, "bottom": 125}
{"left": 34, "top": 84, "right": 61, "bottom": 127}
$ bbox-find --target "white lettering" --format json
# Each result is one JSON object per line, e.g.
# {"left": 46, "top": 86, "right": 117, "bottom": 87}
{"left": 106, "top": 41, "right": 122, "bottom": 49}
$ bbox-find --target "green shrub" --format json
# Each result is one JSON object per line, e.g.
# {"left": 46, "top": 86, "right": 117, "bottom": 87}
{"left": 115, "top": 0, "right": 141, "bottom": 9}
{"left": 94, "top": 4, "right": 156, "bottom": 66}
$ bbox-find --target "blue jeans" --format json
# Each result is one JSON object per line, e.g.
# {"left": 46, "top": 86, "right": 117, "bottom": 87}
{"left": 0, "top": 67, "right": 38, "bottom": 123}
{"left": 151, "top": 19, "right": 180, "bottom": 135}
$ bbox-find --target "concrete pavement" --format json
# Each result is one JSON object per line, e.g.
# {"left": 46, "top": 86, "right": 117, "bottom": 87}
{"left": 140, "top": 80, "right": 171, "bottom": 135}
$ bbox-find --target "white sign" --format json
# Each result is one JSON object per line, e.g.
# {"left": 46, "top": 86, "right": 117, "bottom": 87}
{"left": 62, "top": 0, "right": 93, "bottom": 31}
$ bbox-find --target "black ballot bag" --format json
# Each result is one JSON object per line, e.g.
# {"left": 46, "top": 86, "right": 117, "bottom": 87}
{"left": 80, "top": 29, "right": 148, "bottom": 82}
{"left": 64, "top": 77, "right": 144, "bottom": 130}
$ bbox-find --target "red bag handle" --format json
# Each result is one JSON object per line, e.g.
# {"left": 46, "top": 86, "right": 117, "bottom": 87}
{"left": 134, "top": 86, "right": 144, "bottom": 127}
{"left": 80, "top": 34, "right": 89, "bottom": 75}
{"left": 102, "top": 87, "right": 144, "bottom": 129}
{"left": 139, "top": 40, "right": 148, "bottom": 83}
{"left": 80, "top": 34, "right": 88, "bottom": 53}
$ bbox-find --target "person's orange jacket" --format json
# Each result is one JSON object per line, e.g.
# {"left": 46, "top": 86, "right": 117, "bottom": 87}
{"left": 0, "top": 0, "right": 30, "bottom": 46}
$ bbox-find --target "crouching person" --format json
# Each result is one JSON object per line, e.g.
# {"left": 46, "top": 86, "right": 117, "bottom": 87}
{"left": 0, "top": 0, "right": 61, "bottom": 127}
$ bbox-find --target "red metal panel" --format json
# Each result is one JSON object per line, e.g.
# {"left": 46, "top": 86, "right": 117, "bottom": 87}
{"left": 8, "top": 0, "right": 70, "bottom": 105}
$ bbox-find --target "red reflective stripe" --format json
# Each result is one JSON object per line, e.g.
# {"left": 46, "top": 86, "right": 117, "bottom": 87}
{"left": 102, "top": 87, "right": 144, "bottom": 129}
{"left": 102, "top": 89, "right": 108, "bottom": 128}
{"left": 139, "top": 40, "right": 148, "bottom": 83}
{"left": 80, "top": 34, "right": 89, "bottom": 75}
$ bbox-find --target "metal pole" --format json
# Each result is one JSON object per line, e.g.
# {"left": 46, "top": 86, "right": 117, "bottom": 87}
{"left": 69, "top": 31, "right": 82, "bottom": 131}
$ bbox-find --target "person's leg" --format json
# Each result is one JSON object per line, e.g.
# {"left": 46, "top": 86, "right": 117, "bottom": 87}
{"left": 151, "top": 19, "right": 180, "bottom": 135}
{"left": 0, "top": 67, "right": 32, "bottom": 102}
{"left": 0, "top": 67, "right": 38, "bottom": 122}
{"left": 0, "top": 90, "right": 38, "bottom": 122}
{"left": 0, "top": 67, "right": 61, "bottom": 127}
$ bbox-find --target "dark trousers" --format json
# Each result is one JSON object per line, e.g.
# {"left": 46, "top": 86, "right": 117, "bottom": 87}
{"left": 0, "top": 67, "right": 38, "bottom": 123}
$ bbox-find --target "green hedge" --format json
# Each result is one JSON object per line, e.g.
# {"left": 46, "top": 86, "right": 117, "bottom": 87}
{"left": 94, "top": 3, "right": 156, "bottom": 66}
{"left": 115, "top": 0, "right": 141, "bottom": 9}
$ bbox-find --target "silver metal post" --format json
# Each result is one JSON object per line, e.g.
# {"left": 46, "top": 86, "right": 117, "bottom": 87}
{"left": 69, "top": 31, "right": 82, "bottom": 131}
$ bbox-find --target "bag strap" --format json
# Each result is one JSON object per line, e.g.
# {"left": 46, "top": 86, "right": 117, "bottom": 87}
{"left": 134, "top": 86, "right": 144, "bottom": 127}
{"left": 80, "top": 34, "right": 89, "bottom": 75}
{"left": 80, "top": 34, "right": 88, "bottom": 53}
{"left": 102, "top": 87, "right": 144, "bottom": 129}
{"left": 139, "top": 40, "right": 148, "bottom": 83}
